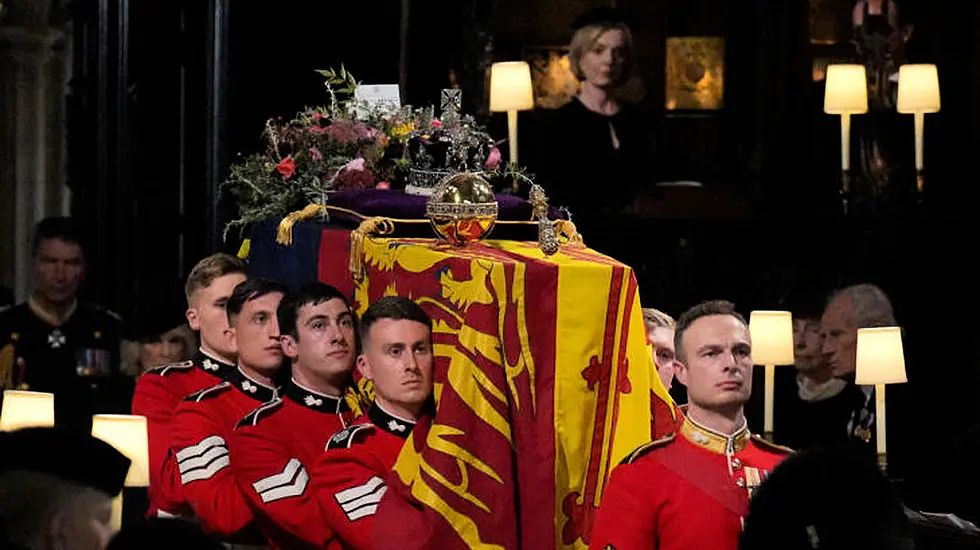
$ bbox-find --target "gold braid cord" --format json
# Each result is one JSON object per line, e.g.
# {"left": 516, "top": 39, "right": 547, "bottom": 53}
{"left": 276, "top": 204, "right": 328, "bottom": 245}
{"left": 274, "top": 197, "right": 585, "bottom": 279}
{"left": 349, "top": 217, "right": 396, "bottom": 281}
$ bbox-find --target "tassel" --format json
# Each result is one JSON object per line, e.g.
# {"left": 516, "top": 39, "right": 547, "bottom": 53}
{"left": 349, "top": 217, "right": 396, "bottom": 281}
{"left": 237, "top": 239, "right": 251, "bottom": 260}
{"left": 276, "top": 203, "right": 327, "bottom": 245}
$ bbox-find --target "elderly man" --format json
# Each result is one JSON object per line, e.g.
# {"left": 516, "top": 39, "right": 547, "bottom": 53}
{"left": 820, "top": 283, "right": 897, "bottom": 446}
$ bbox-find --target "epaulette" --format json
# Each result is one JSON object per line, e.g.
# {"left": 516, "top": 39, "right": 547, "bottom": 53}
{"left": 620, "top": 432, "right": 676, "bottom": 465}
{"left": 750, "top": 434, "right": 794, "bottom": 455}
{"left": 326, "top": 424, "right": 374, "bottom": 450}
{"left": 144, "top": 360, "right": 194, "bottom": 376}
{"left": 236, "top": 398, "right": 284, "bottom": 429}
{"left": 183, "top": 381, "right": 231, "bottom": 403}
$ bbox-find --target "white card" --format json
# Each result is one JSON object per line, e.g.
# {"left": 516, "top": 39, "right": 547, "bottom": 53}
{"left": 354, "top": 84, "right": 401, "bottom": 116}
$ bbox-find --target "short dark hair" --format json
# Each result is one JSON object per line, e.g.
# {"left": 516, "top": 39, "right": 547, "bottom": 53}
{"left": 674, "top": 300, "right": 747, "bottom": 362}
{"left": 226, "top": 278, "right": 289, "bottom": 326}
{"left": 277, "top": 282, "right": 350, "bottom": 340}
{"left": 185, "top": 253, "right": 247, "bottom": 305}
{"left": 31, "top": 217, "right": 85, "bottom": 257}
{"left": 359, "top": 296, "right": 432, "bottom": 345}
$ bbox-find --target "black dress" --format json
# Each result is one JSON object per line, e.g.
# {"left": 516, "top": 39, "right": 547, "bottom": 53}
{"left": 526, "top": 98, "right": 655, "bottom": 233}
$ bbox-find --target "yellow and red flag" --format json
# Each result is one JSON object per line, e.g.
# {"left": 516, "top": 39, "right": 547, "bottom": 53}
{"left": 321, "top": 236, "right": 673, "bottom": 549}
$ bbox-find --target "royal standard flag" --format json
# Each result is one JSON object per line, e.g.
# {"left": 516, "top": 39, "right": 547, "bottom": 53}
{"left": 328, "top": 236, "right": 673, "bottom": 550}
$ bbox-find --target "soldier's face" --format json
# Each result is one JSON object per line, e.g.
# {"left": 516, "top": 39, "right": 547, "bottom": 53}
{"left": 648, "top": 326, "right": 676, "bottom": 390}
{"left": 674, "top": 315, "right": 753, "bottom": 411}
{"left": 33, "top": 238, "right": 84, "bottom": 305}
{"left": 187, "top": 273, "right": 246, "bottom": 358}
{"left": 357, "top": 319, "right": 433, "bottom": 420}
{"left": 821, "top": 296, "right": 857, "bottom": 377}
{"left": 281, "top": 298, "right": 355, "bottom": 387}
{"left": 229, "top": 292, "right": 284, "bottom": 375}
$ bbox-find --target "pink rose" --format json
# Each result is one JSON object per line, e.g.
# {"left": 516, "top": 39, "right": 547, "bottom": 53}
{"left": 485, "top": 147, "right": 502, "bottom": 169}
{"left": 312, "top": 112, "right": 322, "bottom": 120}
{"left": 375, "top": 181, "right": 390, "bottom": 190}
{"left": 431, "top": 119, "right": 444, "bottom": 129}
{"left": 309, "top": 147, "right": 322, "bottom": 162}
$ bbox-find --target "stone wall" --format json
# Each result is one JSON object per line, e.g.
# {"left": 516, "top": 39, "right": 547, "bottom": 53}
{"left": 0, "top": 0, "right": 71, "bottom": 300}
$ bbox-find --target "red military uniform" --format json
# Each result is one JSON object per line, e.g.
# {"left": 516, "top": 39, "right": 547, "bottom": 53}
{"left": 132, "top": 350, "right": 237, "bottom": 516}
{"left": 168, "top": 366, "right": 277, "bottom": 542}
{"left": 229, "top": 379, "right": 355, "bottom": 549}
{"left": 590, "top": 415, "right": 792, "bottom": 550}
{"left": 312, "top": 403, "right": 414, "bottom": 550}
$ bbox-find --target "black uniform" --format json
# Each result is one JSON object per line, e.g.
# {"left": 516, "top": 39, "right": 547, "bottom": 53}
{"left": 0, "top": 299, "right": 124, "bottom": 430}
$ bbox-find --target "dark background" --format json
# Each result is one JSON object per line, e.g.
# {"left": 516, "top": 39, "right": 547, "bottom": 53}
{"left": 63, "top": 0, "right": 980, "bottom": 523}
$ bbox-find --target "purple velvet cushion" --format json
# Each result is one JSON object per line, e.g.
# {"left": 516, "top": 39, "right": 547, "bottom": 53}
{"left": 327, "top": 189, "right": 564, "bottom": 221}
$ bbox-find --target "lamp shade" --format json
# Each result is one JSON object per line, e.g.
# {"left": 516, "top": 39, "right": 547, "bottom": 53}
{"left": 855, "top": 327, "right": 907, "bottom": 385}
{"left": 824, "top": 64, "right": 868, "bottom": 114}
{"left": 489, "top": 62, "right": 534, "bottom": 112}
{"left": 897, "top": 64, "right": 940, "bottom": 113}
{"left": 0, "top": 390, "right": 55, "bottom": 431}
{"left": 749, "top": 311, "right": 795, "bottom": 365}
{"left": 91, "top": 415, "right": 149, "bottom": 487}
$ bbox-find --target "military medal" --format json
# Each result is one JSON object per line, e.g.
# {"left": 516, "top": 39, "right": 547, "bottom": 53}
{"left": 47, "top": 329, "right": 66, "bottom": 348}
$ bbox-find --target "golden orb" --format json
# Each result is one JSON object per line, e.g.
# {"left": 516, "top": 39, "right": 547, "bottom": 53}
{"left": 425, "top": 173, "right": 498, "bottom": 245}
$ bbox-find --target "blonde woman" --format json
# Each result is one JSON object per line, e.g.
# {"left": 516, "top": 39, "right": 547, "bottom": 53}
{"left": 120, "top": 304, "right": 197, "bottom": 376}
{"left": 528, "top": 7, "right": 655, "bottom": 231}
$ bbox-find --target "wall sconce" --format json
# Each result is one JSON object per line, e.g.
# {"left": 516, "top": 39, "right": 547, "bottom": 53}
{"left": 0, "top": 390, "right": 55, "bottom": 431}
{"left": 92, "top": 415, "right": 150, "bottom": 531}
{"left": 749, "top": 311, "right": 795, "bottom": 442}
{"left": 490, "top": 61, "right": 534, "bottom": 182}
{"left": 824, "top": 64, "right": 868, "bottom": 213}
{"left": 897, "top": 64, "right": 940, "bottom": 193}
{"left": 855, "top": 327, "right": 907, "bottom": 473}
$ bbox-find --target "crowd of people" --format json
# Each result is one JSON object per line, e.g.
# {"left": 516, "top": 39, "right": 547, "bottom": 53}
{"left": 0, "top": 2, "right": 934, "bottom": 546}
{"left": 0, "top": 216, "right": 921, "bottom": 550}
